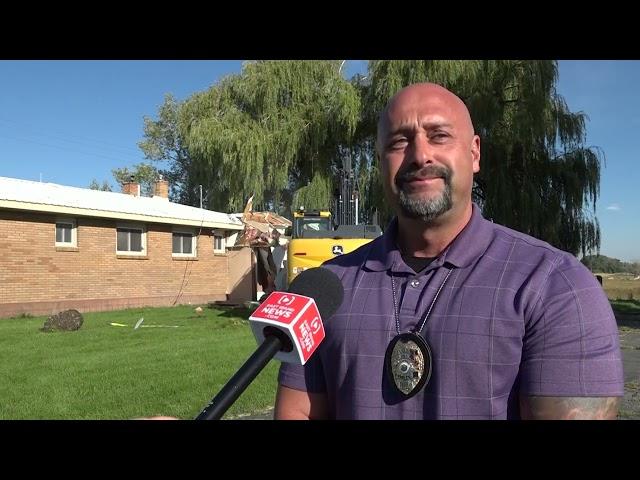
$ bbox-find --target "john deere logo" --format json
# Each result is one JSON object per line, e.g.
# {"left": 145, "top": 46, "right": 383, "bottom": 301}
{"left": 332, "top": 245, "right": 343, "bottom": 255}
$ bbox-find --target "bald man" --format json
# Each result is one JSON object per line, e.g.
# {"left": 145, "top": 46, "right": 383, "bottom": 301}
{"left": 275, "top": 83, "right": 623, "bottom": 420}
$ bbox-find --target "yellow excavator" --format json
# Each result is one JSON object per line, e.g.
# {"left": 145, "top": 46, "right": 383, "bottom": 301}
{"left": 287, "top": 162, "right": 382, "bottom": 285}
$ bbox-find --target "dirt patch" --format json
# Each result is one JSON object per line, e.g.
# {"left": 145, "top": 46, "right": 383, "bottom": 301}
{"left": 616, "top": 312, "right": 640, "bottom": 419}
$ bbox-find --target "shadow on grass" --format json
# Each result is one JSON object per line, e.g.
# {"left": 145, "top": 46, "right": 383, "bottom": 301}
{"left": 612, "top": 300, "right": 640, "bottom": 330}
{"left": 8, "top": 313, "right": 35, "bottom": 320}
{"left": 615, "top": 313, "right": 640, "bottom": 330}
{"left": 211, "top": 306, "right": 253, "bottom": 320}
{"left": 612, "top": 299, "right": 640, "bottom": 314}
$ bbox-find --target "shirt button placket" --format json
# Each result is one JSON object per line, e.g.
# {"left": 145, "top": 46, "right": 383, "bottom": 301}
{"left": 399, "top": 276, "right": 426, "bottom": 321}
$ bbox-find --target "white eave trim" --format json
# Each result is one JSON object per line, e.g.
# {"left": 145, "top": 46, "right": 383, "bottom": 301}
{"left": 0, "top": 200, "right": 244, "bottom": 230}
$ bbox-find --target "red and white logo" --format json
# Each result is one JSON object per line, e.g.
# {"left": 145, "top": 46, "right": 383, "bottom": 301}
{"left": 292, "top": 309, "right": 325, "bottom": 363}
{"left": 277, "top": 295, "right": 296, "bottom": 306}
{"left": 251, "top": 292, "right": 310, "bottom": 325}
{"left": 249, "top": 291, "right": 325, "bottom": 365}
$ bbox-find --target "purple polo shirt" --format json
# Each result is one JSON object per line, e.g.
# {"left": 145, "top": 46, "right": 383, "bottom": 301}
{"left": 278, "top": 204, "right": 624, "bottom": 419}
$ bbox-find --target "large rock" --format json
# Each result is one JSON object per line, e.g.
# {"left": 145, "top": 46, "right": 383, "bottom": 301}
{"left": 41, "top": 309, "right": 84, "bottom": 332}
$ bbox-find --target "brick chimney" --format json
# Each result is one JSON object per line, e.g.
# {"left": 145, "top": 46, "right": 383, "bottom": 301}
{"left": 122, "top": 176, "right": 140, "bottom": 197}
{"left": 153, "top": 175, "right": 169, "bottom": 200}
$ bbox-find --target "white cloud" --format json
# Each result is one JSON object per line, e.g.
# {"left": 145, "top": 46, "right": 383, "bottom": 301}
{"left": 606, "top": 203, "right": 621, "bottom": 211}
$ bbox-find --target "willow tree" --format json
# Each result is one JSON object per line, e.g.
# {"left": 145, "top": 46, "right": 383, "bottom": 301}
{"left": 111, "top": 162, "right": 160, "bottom": 197}
{"left": 357, "top": 60, "right": 602, "bottom": 256}
{"left": 177, "top": 61, "right": 361, "bottom": 214}
{"left": 138, "top": 94, "right": 199, "bottom": 205}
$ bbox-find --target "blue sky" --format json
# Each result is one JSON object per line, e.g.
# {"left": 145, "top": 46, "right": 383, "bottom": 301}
{"left": 556, "top": 61, "right": 640, "bottom": 262}
{"left": 0, "top": 60, "right": 637, "bottom": 261}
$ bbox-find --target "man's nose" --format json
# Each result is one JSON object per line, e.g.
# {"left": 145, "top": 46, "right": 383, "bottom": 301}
{"left": 409, "top": 134, "right": 434, "bottom": 167}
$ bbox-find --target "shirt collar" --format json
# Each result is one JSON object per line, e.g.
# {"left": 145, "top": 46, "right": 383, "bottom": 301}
{"left": 364, "top": 203, "right": 493, "bottom": 273}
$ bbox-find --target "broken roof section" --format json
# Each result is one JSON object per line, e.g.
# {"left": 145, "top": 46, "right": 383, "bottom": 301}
{"left": 232, "top": 195, "right": 291, "bottom": 247}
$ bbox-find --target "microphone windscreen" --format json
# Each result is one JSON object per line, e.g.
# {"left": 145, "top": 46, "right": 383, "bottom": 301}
{"left": 287, "top": 267, "right": 344, "bottom": 320}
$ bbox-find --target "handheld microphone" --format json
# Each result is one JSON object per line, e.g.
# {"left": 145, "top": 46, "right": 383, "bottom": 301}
{"left": 194, "top": 267, "right": 343, "bottom": 420}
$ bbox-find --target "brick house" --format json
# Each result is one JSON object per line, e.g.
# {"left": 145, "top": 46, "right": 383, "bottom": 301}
{"left": 0, "top": 176, "right": 250, "bottom": 318}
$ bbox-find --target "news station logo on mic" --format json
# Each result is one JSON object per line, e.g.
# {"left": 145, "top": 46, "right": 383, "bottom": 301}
{"left": 249, "top": 291, "right": 325, "bottom": 365}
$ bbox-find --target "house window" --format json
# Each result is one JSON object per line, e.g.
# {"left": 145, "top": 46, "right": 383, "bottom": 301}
{"left": 173, "top": 231, "right": 196, "bottom": 257}
{"left": 116, "top": 226, "right": 146, "bottom": 254}
{"left": 213, "top": 232, "right": 226, "bottom": 254}
{"left": 55, "top": 219, "right": 76, "bottom": 247}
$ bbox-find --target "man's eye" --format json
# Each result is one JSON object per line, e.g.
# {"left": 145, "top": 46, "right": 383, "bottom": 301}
{"left": 388, "top": 138, "right": 408, "bottom": 149}
{"left": 431, "top": 132, "right": 449, "bottom": 141}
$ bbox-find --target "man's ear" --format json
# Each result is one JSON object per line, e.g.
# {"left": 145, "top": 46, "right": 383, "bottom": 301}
{"left": 471, "top": 135, "right": 480, "bottom": 173}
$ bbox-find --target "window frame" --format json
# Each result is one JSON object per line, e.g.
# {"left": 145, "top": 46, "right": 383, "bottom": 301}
{"left": 116, "top": 223, "right": 147, "bottom": 256}
{"left": 172, "top": 228, "right": 197, "bottom": 258}
{"left": 213, "top": 230, "right": 226, "bottom": 254}
{"left": 55, "top": 218, "right": 77, "bottom": 247}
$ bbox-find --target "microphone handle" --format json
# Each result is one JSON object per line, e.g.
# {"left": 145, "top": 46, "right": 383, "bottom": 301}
{"left": 194, "top": 334, "right": 283, "bottom": 420}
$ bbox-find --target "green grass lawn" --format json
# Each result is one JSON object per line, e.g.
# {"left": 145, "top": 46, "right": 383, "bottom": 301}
{"left": 0, "top": 306, "right": 279, "bottom": 420}
{"left": 611, "top": 299, "right": 640, "bottom": 316}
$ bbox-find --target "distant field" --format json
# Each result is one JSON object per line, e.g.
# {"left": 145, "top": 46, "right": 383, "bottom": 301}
{"left": 596, "top": 272, "right": 640, "bottom": 301}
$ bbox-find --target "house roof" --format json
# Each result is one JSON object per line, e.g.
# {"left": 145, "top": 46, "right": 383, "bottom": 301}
{"left": 0, "top": 176, "right": 244, "bottom": 230}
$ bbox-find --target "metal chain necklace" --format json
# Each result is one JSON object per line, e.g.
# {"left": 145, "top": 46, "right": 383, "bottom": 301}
{"left": 384, "top": 267, "right": 453, "bottom": 399}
